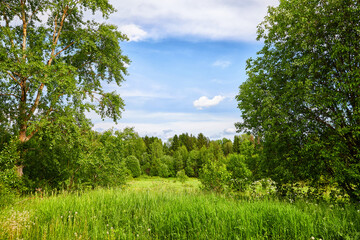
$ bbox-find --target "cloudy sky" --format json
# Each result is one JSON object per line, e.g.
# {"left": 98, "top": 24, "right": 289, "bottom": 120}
{"left": 90, "top": 0, "right": 278, "bottom": 141}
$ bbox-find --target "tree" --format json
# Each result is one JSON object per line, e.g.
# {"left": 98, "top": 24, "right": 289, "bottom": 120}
{"left": 185, "top": 149, "right": 200, "bottom": 177}
{"left": 179, "top": 133, "right": 196, "bottom": 152}
{"left": 0, "top": 0, "right": 129, "bottom": 173}
{"left": 236, "top": 0, "right": 360, "bottom": 201}
{"left": 197, "top": 133, "right": 209, "bottom": 149}
{"left": 169, "top": 134, "right": 179, "bottom": 152}
{"left": 159, "top": 155, "right": 174, "bottom": 177}
{"left": 148, "top": 139, "right": 163, "bottom": 176}
{"left": 221, "top": 138, "right": 233, "bottom": 156}
{"left": 232, "top": 135, "right": 240, "bottom": 154}
{"left": 174, "top": 145, "right": 188, "bottom": 173}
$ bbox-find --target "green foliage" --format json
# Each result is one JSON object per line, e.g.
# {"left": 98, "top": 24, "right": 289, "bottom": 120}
{"left": 176, "top": 169, "right": 188, "bottom": 183}
{"left": 159, "top": 155, "right": 175, "bottom": 177}
{"left": 197, "top": 133, "right": 210, "bottom": 149}
{"left": 173, "top": 145, "right": 188, "bottom": 173}
{"left": 0, "top": 138, "right": 20, "bottom": 187}
{"left": 0, "top": 138, "right": 22, "bottom": 207}
{"left": 126, "top": 156, "right": 141, "bottom": 178}
{"left": 0, "top": 0, "right": 129, "bottom": 150}
{"left": 22, "top": 118, "right": 128, "bottom": 191}
{"left": 249, "top": 178, "right": 278, "bottom": 199}
{"left": 236, "top": 0, "right": 360, "bottom": 201}
{"left": 227, "top": 154, "right": 253, "bottom": 192}
{"left": 0, "top": 182, "right": 17, "bottom": 208}
{"left": 185, "top": 150, "right": 200, "bottom": 177}
{"left": 222, "top": 139, "right": 233, "bottom": 156}
{"left": 169, "top": 134, "right": 179, "bottom": 152}
{"left": 157, "top": 163, "right": 170, "bottom": 178}
{"left": 0, "top": 0, "right": 130, "bottom": 194}
{"left": 199, "top": 159, "right": 231, "bottom": 193}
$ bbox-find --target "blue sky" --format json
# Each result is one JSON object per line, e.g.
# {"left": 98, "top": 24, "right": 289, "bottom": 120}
{"left": 90, "top": 0, "right": 278, "bottom": 140}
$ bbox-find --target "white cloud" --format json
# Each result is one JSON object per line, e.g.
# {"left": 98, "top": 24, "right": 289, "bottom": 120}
{"left": 212, "top": 60, "right": 231, "bottom": 68}
{"left": 223, "top": 128, "right": 236, "bottom": 134}
{"left": 119, "top": 24, "right": 148, "bottom": 41}
{"left": 193, "top": 95, "right": 225, "bottom": 110}
{"left": 109, "top": 0, "right": 279, "bottom": 41}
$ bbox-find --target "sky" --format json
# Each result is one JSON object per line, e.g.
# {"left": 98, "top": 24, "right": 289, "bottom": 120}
{"left": 89, "top": 0, "right": 279, "bottom": 141}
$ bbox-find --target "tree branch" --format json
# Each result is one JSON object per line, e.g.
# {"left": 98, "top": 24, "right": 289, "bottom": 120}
{"left": 7, "top": 71, "right": 21, "bottom": 86}
{"left": 303, "top": 106, "right": 335, "bottom": 131}
{"left": 0, "top": 93, "right": 19, "bottom": 98}
{"left": 26, "top": 6, "right": 40, "bottom": 25}
{"left": 26, "top": 128, "right": 39, "bottom": 142}
{"left": 49, "top": 6, "right": 68, "bottom": 65}
{"left": 26, "top": 83, "right": 44, "bottom": 121}
{"left": 28, "top": 7, "right": 69, "bottom": 123}
{"left": 21, "top": 0, "right": 28, "bottom": 61}
{"left": 52, "top": 14, "right": 58, "bottom": 44}
{"left": 1, "top": 2, "right": 22, "bottom": 19}
{"left": 54, "top": 41, "right": 75, "bottom": 58}
{"left": 3, "top": 14, "right": 15, "bottom": 48}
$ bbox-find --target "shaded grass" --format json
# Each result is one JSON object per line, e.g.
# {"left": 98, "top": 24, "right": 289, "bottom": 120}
{"left": 1, "top": 177, "right": 359, "bottom": 239}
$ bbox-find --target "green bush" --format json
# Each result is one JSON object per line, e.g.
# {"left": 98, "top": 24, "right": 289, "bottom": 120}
{"left": 0, "top": 138, "right": 22, "bottom": 207}
{"left": 0, "top": 182, "right": 18, "bottom": 208}
{"left": 199, "top": 160, "right": 231, "bottom": 192}
{"left": 176, "top": 169, "right": 188, "bottom": 183}
{"left": 227, "top": 154, "right": 253, "bottom": 192}
{"left": 125, "top": 155, "right": 141, "bottom": 178}
{"left": 160, "top": 155, "right": 175, "bottom": 177}
{"left": 158, "top": 163, "right": 171, "bottom": 178}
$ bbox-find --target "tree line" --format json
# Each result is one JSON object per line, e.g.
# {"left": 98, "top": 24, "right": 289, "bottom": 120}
{"left": 0, "top": 121, "right": 260, "bottom": 192}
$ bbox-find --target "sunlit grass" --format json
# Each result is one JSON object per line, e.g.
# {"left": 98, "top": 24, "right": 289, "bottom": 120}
{"left": 1, "top": 177, "right": 359, "bottom": 240}
{"left": 126, "top": 176, "right": 201, "bottom": 193}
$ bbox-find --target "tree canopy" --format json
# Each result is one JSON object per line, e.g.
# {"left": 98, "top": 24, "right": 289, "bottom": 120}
{"left": 0, "top": 0, "right": 129, "bottom": 145}
{"left": 236, "top": 0, "right": 360, "bottom": 201}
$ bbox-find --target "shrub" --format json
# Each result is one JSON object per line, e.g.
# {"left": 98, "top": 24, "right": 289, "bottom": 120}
{"left": 0, "top": 138, "right": 22, "bottom": 207}
{"left": 158, "top": 163, "right": 170, "bottom": 178}
{"left": 227, "top": 154, "right": 253, "bottom": 192}
{"left": 176, "top": 170, "right": 188, "bottom": 183}
{"left": 125, "top": 156, "right": 141, "bottom": 178}
{"left": 199, "top": 160, "right": 231, "bottom": 192}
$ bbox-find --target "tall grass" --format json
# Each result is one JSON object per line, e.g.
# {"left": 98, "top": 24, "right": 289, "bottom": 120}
{"left": 1, "top": 178, "right": 359, "bottom": 239}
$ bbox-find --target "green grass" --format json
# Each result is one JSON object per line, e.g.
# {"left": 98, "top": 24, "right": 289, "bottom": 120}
{"left": 1, "top": 177, "right": 359, "bottom": 239}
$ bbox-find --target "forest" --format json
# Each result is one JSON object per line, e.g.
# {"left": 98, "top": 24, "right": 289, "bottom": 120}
{"left": 1, "top": 123, "right": 263, "bottom": 194}
{"left": 1, "top": 0, "right": 360, "bottom": 239}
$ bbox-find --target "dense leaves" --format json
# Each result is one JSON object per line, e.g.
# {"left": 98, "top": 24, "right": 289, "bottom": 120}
{"left": 0, "top": 0, "right": 129, "bottom": 144}
{"left": 236, "top": 0, "right": 360, "bottom": 201}
{"left": 0, "top": 0, "right": 129, "bottom": 194}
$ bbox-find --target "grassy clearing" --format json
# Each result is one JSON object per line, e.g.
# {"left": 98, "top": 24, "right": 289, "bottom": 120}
{"left": 1, "top": 177, "right": 359, "bottom": 240}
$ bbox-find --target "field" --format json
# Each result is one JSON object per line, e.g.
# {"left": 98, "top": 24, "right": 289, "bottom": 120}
{"left": 1, "top": 177, "right": 359, "bottom": 240}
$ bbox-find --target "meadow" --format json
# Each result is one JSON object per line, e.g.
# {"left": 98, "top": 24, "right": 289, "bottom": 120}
{"left": 1, "top": 177, "right": 359, "bottom": 240}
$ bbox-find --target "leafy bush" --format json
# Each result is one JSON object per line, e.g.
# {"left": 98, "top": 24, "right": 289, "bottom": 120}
{"left": 160, "top": 155, "right": 175, "bottom": 177}
{"left": 176, "top": 170, "right": 188, "bottom": 183}
{"left": 126, "top": 156, "right": 141, "bottom": 178}
{"left": 158, "top": 163, "right": 170, "bottom": 178}
{"left": 0, "top": 138, "right": 22, "bottom": 207}
{"left": 250, "top": 178, "right": 277, "bottom": 198}
{"left": 199, "top": 160, "right": 230, "bottom": 192}
{"left": 227, "top": 154, "right": 253, "bottom": 192}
